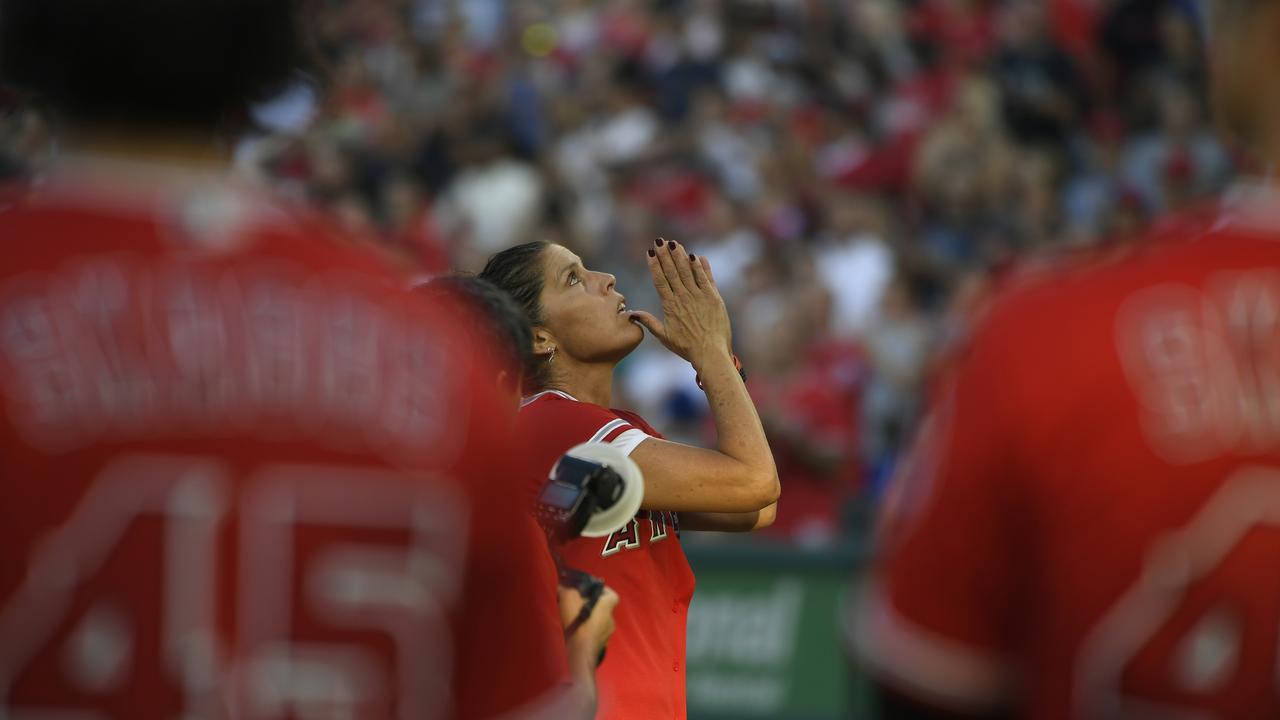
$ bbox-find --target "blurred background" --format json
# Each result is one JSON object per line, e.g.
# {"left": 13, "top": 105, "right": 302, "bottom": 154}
{"left": 0, "top": 0, "right": 1232, "bottom": 716}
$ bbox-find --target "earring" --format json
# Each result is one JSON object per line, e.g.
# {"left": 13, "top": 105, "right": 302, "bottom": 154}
{"left": 548, "top": 347, "right": 557, "bottom": 363}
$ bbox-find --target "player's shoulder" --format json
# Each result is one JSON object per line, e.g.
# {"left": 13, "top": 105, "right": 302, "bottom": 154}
{"left": 967, "top": 202, "right": 1253, "bottom": 350}
{"left": 1, "top": 165, "right": 405, "bottom": 283}
{"left": 222, "top": 190, "right": 411, "bottom": 281}
{"left": 610, "top": 408, "right": 662, "bottom": 439}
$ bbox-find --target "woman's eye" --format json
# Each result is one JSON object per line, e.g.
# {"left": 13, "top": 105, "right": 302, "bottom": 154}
{"left": 568, "top": 272, "right": 580, "bottom": 286}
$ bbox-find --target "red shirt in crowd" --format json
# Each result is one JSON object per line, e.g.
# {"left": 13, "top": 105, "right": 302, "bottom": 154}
{"left": 749, "top": 340, "right": 865, "bottom": 544}
{"left": 856, "top": 191, "right": 1280, "bottom": 719}
{"left": 519, "top": 389, "right": 696, "bottom": 720}
{"left": 0, "top": 158, "right": 560, "bottom": 719}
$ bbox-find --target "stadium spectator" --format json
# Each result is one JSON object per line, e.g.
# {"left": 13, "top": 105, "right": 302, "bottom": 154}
{"left": 742, "top": 271, "right": 867, "bottom": 547}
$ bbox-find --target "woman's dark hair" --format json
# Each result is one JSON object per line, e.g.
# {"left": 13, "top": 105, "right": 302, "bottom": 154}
{"left": 0, "top": 0, "right": 304, "bottom": 130}
{"left": 478, "top": 241, "right": 552, "bottom": 391}
{"left": 415, "top": 275, "right": 532, "bottom": 385}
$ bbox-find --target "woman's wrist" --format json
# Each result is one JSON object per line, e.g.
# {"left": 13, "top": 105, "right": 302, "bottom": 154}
{"left": 566, "top": 633, "right": 607, "bottom": 690}
{"left": 689, "top": 344, "right": 731, "bottom": 375}
{"left": 693, "top": 349, "right": 746, "bottom": 390}
{"left": 566, "top": 635, "right": 602, "bottom": 672}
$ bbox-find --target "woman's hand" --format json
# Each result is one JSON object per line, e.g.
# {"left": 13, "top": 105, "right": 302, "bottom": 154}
{"left": 629, "top": 238, "right": 733, "bottom": 371}
{"left": 559, "top": 583, "right": 618, "bottom": 669}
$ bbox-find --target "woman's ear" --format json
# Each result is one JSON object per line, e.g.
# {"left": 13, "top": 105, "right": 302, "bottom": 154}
{"left": 531, "top": 326, "right": 556, "bottom": 359}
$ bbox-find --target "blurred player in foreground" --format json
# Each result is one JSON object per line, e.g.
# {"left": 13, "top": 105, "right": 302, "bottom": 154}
{"left": 855, "top": 1, "right": 1280, "bottom": 718}
{"left": 416, "top": 275, "right": 620, "bottom": 718}
{"left": 480, "top": 239, "right": 780, "bottom": 720}
{"left": 0, "top": 1, "right": 606, "bottom": 717}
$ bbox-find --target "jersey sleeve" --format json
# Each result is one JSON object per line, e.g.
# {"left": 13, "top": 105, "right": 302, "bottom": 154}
{"left": 853, "top": 301, "right": 1033, "bottom": 713}
{"left": 526, "top": 399, "right": 653, "bottom": 458}
{"left": 581, "top": 413, "right": 651, "bottom": 457}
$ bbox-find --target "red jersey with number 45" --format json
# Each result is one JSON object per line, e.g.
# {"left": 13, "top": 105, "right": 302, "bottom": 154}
{"left": 0, "top": 159, "right": 559, "bottom": 720}
{"left": 519, "top": 390, "right": 696, "bottom": 720}
{"left": 856, "top": 189, "right": 1280, "bottom": 719}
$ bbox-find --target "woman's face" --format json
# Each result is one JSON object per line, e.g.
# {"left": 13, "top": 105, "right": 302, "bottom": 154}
{"left": 537, "top": 244, "right": 644, "bottom": 363}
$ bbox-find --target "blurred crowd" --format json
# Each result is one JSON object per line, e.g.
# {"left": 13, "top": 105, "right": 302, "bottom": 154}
{"left": 0, "top": 0, "right": 1235, "bottom": 547}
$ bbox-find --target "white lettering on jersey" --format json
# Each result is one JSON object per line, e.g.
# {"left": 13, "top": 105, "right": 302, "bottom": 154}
{"left": 650, "top": 511, "right": 670, "bottom": 543}
{"left": 600, "top": 511, "right": 677, "bottom": 557}
{"left": 1116, "top": 270, "right": 1280, "bottom": 464}
{"left": 601, "top": 518, "right": 641, "bottom": 558}
{"left": 1074, "top": 466, "right": 1280, "bottom": 716}
{"left": 0, "top": 454, "right": 468, "bottom": 718}
{"left": 0, "top": 257, "right": 463, "bottom": 463}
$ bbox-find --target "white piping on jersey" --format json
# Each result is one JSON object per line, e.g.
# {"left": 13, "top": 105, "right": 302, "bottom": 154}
{"left": 849, "top": 581, "right": 1015, "bottom": 712}
{"left": 519, "top": 389, "right": 579, "bottom": 408}
{"left": 518, "top": 389, "right": 654, "bottom": 455}
{"left": 609, "top": 428, "right": 650, "bottom": 457}
{"left": 588, "top": 418, "right": 629, "bottom": 444}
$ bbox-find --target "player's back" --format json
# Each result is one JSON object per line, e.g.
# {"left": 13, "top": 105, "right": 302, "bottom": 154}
{"left": 863, "top": 190, "right": 1280, "bottom": 719}
{"left": 0, "top": 159, "right": 520, "bottom": 719}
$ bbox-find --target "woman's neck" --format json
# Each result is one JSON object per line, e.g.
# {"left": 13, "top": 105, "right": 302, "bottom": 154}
{"left": 546, "top": 359, "right": 616, "bottom": 408}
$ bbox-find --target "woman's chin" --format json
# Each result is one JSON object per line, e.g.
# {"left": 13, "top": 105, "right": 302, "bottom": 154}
{"left": 604, "top": 321, "right": 645, "bottom": 361}
{"left": 574, "top": 321, "right": 645, "bottom": 365}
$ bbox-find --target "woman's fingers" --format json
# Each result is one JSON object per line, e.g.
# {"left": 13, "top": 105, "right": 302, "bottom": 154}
{"left": 689, "top": 252, "right": 712, "bottom": 291}
{"left": 697, "top": 254, "right": 719, "bottom": 290}
{"left": 655, "top": 239, "right": 690, "bottom": 296}
{"left": 627, "top": 310, "right": 665, "bottom": 339}
{"left": 646, "top": 243, "right": 674, "bottom": 302}
{"left": 670, "top": 241, "right": 699, "bottom": 292}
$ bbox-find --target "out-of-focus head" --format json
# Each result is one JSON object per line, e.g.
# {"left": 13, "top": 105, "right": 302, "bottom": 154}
{"left": 997, "top": 0, "right": 1048, "bottom": 49}
{"left": 415, "top": 275, "right": 532, "bottom": 410}
{"left": 1158, "top": 80, "right": 1201, "bottom": 138}
{"left": 0, "top": 0, "right": 303, "bottom": 131}
{"left": 480, "top": 242, "right": 642, "bottom": 393}
{"left": 1205, "top": 0, "right": 1280, "bottom": 152}
{"left": 479, "top": 242, "right": 554, "bottom": 391}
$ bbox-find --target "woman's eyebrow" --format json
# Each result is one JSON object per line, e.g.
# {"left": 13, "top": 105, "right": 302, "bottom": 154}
{"left": 558, "top": 258, "right": 584, "bottom": 279}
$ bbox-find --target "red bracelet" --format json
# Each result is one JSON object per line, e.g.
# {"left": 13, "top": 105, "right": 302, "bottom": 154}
{"left": 695, "top": 354, "right": 746, "bottom": 391}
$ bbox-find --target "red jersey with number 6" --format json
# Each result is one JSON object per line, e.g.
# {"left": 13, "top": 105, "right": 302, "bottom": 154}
{"left": 855, "top": 191, "right": 1280, "bottom": 719}
{"left": 0, "top": 159, "right": 560, "bottom": 720}
{"left": 519, "top": 389, "right": 696, "bottom": 720}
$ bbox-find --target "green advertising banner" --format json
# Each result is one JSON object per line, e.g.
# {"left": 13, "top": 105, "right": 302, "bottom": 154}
{"left": 683, "top": 543, "right": 873, "bottom": 720}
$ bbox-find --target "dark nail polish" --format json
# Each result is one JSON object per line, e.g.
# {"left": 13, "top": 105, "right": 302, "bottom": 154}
{"left": 667, "top": 241, "right": 676, "bottom": 250}
{"left": 689, "top": 254, "right": 696, "bottom": 261}
{"left": 647, "top": 249, "right": 655, "bottom": 257}
{"left": 655, "top": 238, "right": 663, "bottom": 246}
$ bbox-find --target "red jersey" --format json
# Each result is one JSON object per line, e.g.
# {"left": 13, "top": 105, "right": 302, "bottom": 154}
{"left": 518, "top": 390, "right": 696, "bottom": 720}
{"left": 452, "top": 513, "right": 568, "bottom": 719}
{"left": 856, "top": 193, "right": 1280, "bottom": 719}
{"left": 0, "top": 159, "right": 558, "bottom": 719}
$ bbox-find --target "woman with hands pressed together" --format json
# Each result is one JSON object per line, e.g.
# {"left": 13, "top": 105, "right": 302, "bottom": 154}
{"left": 479, "top": 238, "right": 779, "bottom": 720}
